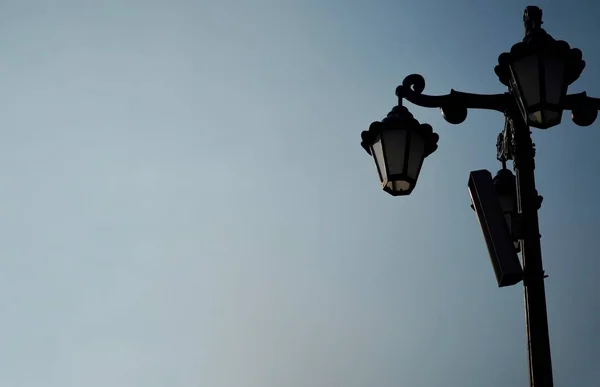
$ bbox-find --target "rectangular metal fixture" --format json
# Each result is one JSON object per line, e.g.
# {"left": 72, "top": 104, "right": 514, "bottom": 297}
{"left": 468, "top": 170, "right": 523, "bottom": 287}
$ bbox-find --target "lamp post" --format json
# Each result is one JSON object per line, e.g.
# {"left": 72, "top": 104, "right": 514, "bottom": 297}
{"left": 360, "top": 6, "right": 600, "bottom": 387}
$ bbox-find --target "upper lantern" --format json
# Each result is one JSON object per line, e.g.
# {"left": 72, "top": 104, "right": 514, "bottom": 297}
{"left": 494, "top": 6, "right": 586, "bottom": 129}
{"left": 360, "top": 106, "right": 439, "bottom": 196}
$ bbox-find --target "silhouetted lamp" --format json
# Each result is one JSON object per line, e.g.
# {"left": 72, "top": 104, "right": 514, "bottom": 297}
{"left": 358, "top": 6, "right": 600, "bottom": 386}
{"left": 494, "top": 6, "right": 586, "bottom": 129}
{"left": 361, "top": 106, "right": 439, "bottom": 196}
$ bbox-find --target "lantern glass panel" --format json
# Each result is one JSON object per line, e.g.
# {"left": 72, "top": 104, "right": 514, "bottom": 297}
{"left": 407, "top": 133, "right": 425, "bottom": 180}
{"left": 370, "top": 136, "right": 385, "bottom": 182}
{"left": 382, "top": 129, "right": 407, "bottom": 176}
{"left": 385, "top": 180, "right": 411, "bottom": 193}
{"left": 544, "top": 56, "right": 566, "bottom": 105}
{"left": 512, "top": 55, "right": 541, "bottom": 108}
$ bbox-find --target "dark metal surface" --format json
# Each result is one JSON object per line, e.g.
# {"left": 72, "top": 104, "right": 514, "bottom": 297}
{"left": 395, "top": 73, "right": 600, "bottom": 127}
{"left": 395, "top": 74, "right": 509, "bottom": 125}
{"left": 524, "top": 6, "right": 543, "bottom": 34}
{"left": 469, "top": 169, "right": 523, "bottom": 286}
{"left": 565, "top": 92, "right": 600, "bottom": 126}
{"left": 509, "top": 111, "right": 554, "bottom": 387}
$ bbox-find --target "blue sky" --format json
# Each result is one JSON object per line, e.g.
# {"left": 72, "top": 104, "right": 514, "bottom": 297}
{"left": 0, "top": 0, "right": 598, "bottom": 386}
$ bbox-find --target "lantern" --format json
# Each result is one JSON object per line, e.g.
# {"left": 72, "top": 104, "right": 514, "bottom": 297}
{"left": 361, "top": 106, "right": 439, "bottom": 196}
{"left": 494, "top": 6, "right": 586, "bottom": 129}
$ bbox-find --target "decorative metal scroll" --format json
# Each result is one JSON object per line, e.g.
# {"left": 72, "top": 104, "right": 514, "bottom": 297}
{"left": 395, "top": 73, "right": 600, "bottom": 127}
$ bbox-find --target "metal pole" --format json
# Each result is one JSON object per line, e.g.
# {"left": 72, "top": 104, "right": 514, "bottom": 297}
{"left": 510, "top": 114, "right": 554, "bottom": 387}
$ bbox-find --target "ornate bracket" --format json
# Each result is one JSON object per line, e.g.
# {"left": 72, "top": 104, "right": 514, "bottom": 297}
{"left": 396, "top": 74, "right": 510, "bottom": 125}
{"left": 497, "top": 116, "right": 513, "bottom": 163}
{"left": 396, "top": 73, "right": 600, "bottom": 127}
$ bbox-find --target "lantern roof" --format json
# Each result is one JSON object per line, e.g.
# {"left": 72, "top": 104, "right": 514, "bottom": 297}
{"left": 360, "top": 105, "right": 439, "bottom": 158}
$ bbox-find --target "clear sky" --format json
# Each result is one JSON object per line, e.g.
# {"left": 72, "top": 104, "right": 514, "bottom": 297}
{"left": 0, "top": 0, "right": 598, "bottom": 386}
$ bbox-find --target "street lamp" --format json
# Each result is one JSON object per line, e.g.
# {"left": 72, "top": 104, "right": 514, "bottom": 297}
{"left": 494, "top": 6, "right": 586, "bottom": 129}
{"left": 360, "top": 6, "right": 600, "bottom": 387}
{"left": 360, "top": 106, "right": 439, "bottom": 196}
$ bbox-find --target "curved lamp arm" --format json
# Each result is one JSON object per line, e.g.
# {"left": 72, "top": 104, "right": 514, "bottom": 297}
{"left": 396, "top": 74, "right": 511, "bottom": 124}
{"left": 395, "top": 74, "right": 600, "bottom": 127}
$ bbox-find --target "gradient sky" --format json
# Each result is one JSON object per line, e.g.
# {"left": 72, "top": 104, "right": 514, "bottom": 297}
{"left": 0, "top": 0, "right": 599, "bottom": 386}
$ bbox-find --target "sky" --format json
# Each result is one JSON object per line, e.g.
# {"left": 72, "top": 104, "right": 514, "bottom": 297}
{"left": 0, "top": 0, "right": 598, "bottom": 386}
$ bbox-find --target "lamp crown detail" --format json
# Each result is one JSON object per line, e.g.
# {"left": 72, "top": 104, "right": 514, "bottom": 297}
{"left": 524, "top": 6, "right": 543, "bottom": 36}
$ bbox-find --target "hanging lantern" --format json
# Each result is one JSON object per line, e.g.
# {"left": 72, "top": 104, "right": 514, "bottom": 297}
{"left": 360, "top": 106, "right": 439, "bottom": 196}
